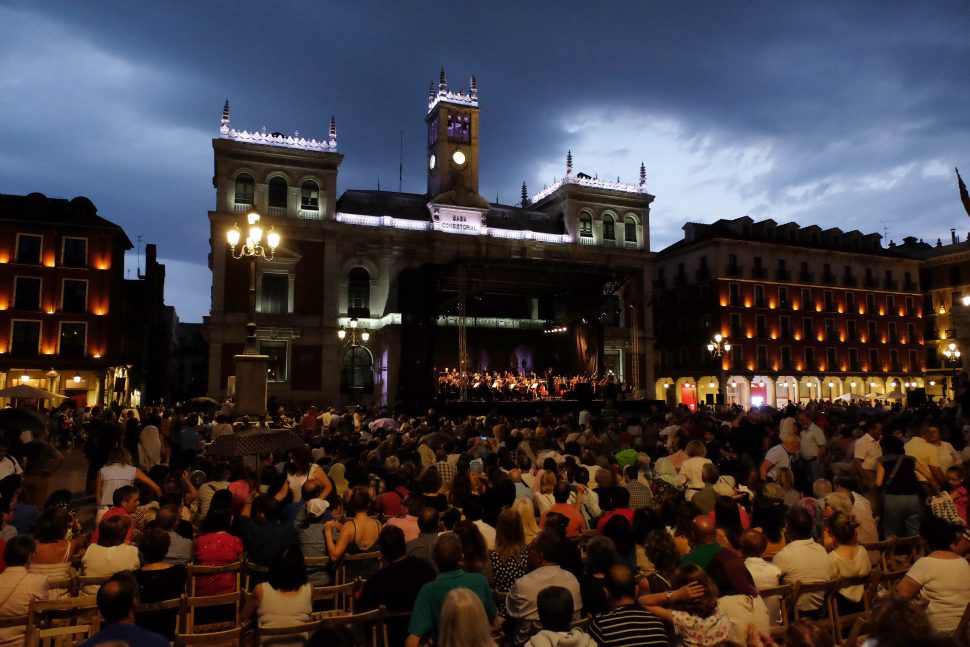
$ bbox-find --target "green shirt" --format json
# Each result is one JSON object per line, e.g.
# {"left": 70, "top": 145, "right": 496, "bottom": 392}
{"left": 681, "top": 542, "right": 722, "bottom": 569}
{"left": 407, "top": 569, "right": 497, "bottom": 639}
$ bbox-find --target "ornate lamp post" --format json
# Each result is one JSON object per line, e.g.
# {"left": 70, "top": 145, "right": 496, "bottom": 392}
{"left": 337, "top": 317, "right": 371, "bottom": 402}
{"left": 944, "top": 341, "right": 962, "bottom": 400}
{"left": 706, "top": 334, "right": 731, "bottom": 407}
{"left": 226, "top": 210, "right": 281, "bottom": 415}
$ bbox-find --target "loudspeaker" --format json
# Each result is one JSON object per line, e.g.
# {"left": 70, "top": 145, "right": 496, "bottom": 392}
{"left": 705, "top": 393, "right": 714, "bottom": 405}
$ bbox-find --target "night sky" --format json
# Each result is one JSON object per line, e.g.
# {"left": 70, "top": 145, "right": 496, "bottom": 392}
{"left": 1, "top": 2, "right": 968, "bottom": 322}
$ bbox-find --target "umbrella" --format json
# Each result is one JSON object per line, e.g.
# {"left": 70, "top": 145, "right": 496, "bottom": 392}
{"left": 204, "top": 428, "right": 304, "bottom": 459}
{"left": 369, "top": 417, "right": 400, "bottom": 431}
{"left": 0, "top": 384, "right": 66, "bottom": 400}
{"left": 0, "top": 407, "right": 50, "bottom": 435}
{"left": 884, "top": 390, "right": 905, "bottom": 400}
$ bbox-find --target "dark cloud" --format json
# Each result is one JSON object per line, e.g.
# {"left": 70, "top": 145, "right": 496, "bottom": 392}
{"left": 1, "top": 1, "right": 968, "bottom": 321}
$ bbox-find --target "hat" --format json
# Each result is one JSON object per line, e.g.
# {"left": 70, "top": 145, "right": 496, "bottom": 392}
{"left": 306, "top": 498, "right": 330, "bottom": 517}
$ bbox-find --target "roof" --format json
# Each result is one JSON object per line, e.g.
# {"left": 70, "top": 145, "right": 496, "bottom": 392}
{"left": 336, "top": 190, "right": 564, "bottom": 234}
{"left": 0, "top": 193, "right": 133, "bottom": 248}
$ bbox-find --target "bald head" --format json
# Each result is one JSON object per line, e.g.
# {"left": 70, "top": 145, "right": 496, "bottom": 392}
{"left": 692, "top": 514, "right": 717, "bottom": 543}
{"left": 509, "top": 468, "right": 522, "bottom": 483}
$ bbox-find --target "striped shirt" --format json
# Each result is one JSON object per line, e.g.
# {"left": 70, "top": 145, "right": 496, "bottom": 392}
{"left": 588, "top": 605, "right": 668, "bottom": 646}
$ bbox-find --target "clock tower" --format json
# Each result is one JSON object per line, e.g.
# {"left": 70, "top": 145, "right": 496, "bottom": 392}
{"left": 426, "top": 69, "right": 481, "bottom": 200}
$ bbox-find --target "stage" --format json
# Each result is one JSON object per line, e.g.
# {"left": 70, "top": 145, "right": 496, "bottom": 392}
{"left": 431, "top": 398, "right": 666, "bottom": 420}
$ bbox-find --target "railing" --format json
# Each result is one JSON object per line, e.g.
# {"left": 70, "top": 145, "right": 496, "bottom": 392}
{"left": 603, "top": 239, "right": 616, "bottom": 248}
{"left": 268, "top": 206, "right": 287, "bottom": 218}
{"left": 233, "top": 202, "right": 252, "bottom": 213}
{"left": 822, "top": 273, "right": 837, "bottom": 285}
{"left": 298, "top": 209, "right": 321, "bottom": 220}
{"left": 726, "top": 264, "right": 743, "bottom": 277}
{"left": 624, "top": 241, "right": 639, "bottom": 249}
{"left": 864, "top": 277, "right": 878, "bottom": 288}
{"left": 752, "top": 267, "right": 767, "bottom": 279}
{"left": 775, "top": 269, "right": 791, "bottom": 281}
{"left": 799, "top": 271, "right": 814, "bottom": 282}
{"left": 579, "top": 235, "right": 596, "bottom": 246}
{"left": 885, "top": 279, "right": 899, "bottom": 290}
{"left": 843, "top": 276, "right": 857, "bottom": 287}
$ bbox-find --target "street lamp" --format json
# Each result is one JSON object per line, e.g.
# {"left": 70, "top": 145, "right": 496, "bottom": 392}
{"left": 337, "top": 317, "right": 370, "bottom": 347}
{"left": 227, "top": 210, "right": 281, "bottom": 355}
{"left": 944, "top": 342, "right": 962, "bottom": 399}
{"left": 706, "top": 334, "right": 731, "bottom": 356}
{"left": 964, "top": 295, "right": 970, "bottom": 307}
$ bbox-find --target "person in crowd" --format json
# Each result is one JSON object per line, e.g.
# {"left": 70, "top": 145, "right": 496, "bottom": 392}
{"left": 453, "top": 520, "right": 491, "bottom": 579}
{"left": 774, "top": 468, "right": 802, "bottom": 508}
{"left": 197, "top": 462, "right": 231, "bottom": 520}
{"left": 238, "top": 493, "right": 298, "bottom": 571}
{"left": 242, "top": 545, "right": 313, "bottom": 631}
{"left": 945, "top": 465, "right": 967, "bottom": 524}
{"left": 691, "top": 464, "right": 720, "bottom": 515}
{"left": 375, "top": 470, "right": 409, "bottom": 516}
{"left": 580, "top": 535, "right": 617, "bottom": 617}
{"left": 406, "top": 505, "right": 441, "bottom": 565}
{"left": 852, "top": 421, "right": 883, "bottom": 514}
{"left": 327, "top": 462, "right": 350, "bottom": 498}
{"left": 527, "top": 585, "right": 598, "bottom": 647}
{"left": 0, "top": 440, "right": 22, "bottom": 481}
{"left": 133, "top": 528, "right": 186, "bottom": 640}
{"left": 507, "top": 531, "right": 582, "bottom": 645}
{"left": 0, "top": 536, "right": 49, "bottom": 647}
{"left": 798, "top": 410, "right": 827, "bottom": 484}
{"left": 273, "top": 447, "right": 332, "bottom": 503}
{"left": 437, "top": 587, "right": 497, "bottom": 647}
{"left": 596, "top": 487, "right": 634, "bottom": 532}
{"left": 295, "top": 495, "right": 331, "bottom": 585}
{"left": 587, "top": 566, "right": 669, "bottom": 646}
{"left": 490, "top": 508, "right": 530, "bottom": 593}
{"left": 905, "top": 424, "right": 946, "bottom": 491}
{"left": 81, "top": 515, "right": 140, "bottom": 594}
{"left": 536, "top": 470, "right": 557, "bottom": 514}
{"left": 323, "top": 486, "right": 381, "bottom": 581}
{"left": 406, "top": 533, "right": 497, "bottom": 647}
{"left": 895, "top": 513, "right": 970, "bottom": 635}
{"left": 827, "top": 512, "right": 871, "bottom": 614}
{"left": 21, "top": 429, "right": 62, "bottom": 508}
{"left": 639, "top": 563, "right": 732, "bottom": 647}
{"left": 540, "top": 480, "right": 585, "bottom": 538}
{"left": 386, "top": 494, "right": 422, "bottom": 542}
{"left": 418, "top": 467, "right": 449, "bottom": 512}
{"left": 621, "top": 464, "right": 652, "bottom": 511}
{"left": 760, "top": 433, "right": 800, "bottom": 483}
{"left": 79, "top": 572, "right": 168, "bottom": 647}
{"left": 192, "top": 501, "right": 243, "bottom": 597}
{"left": 155, "top": 504, "right": 192, "bottom": 565}
{"left": 740, "top": 529, "right": 782, "bottom": 626}
{"left": 541, "top": 513, "right": 584, "bottom": 581}
{"left": 876, "top": 434, "right": 929, "bottom": 538}
{"left": 29, "top": 507, "right": 79, "bottom": 598}
{"left": 92, "top": 484, "right": 140, "bottom": 545}
{"left": 772, "top": 505, "right": 834, "bottom": 614}
{"left": 512, "top": 496, "right": 541, "bottom": 544}
{"left": 464, "top": 496, "right": 497, "bottom": 549}
{"left": 138, "top": 414, "right": 164, "bottom": 472}
{"left": 677, "top": 440, "right": 713, "bottom": 500}
{"left": 359, "top": 526, "right": 436, "bottom": 647}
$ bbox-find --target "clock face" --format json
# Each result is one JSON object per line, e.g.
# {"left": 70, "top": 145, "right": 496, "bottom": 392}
{"left": 452, "top": 150, "right": 466, "bottom": 166}
{"left": 429, "top": 154, "right": 436, "bottom": 170}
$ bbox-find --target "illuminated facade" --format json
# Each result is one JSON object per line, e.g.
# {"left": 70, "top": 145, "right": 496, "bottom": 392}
{"left": 0, "top": 193, "right": 132, "bottom": 408}
{"left": 653, "top": 217, "right": 926, "bottom": 409}
{"left": 205, "top": 71, "right": 656, "bottom": 408}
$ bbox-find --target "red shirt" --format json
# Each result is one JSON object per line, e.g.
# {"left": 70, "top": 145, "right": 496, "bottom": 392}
{"left": 194, "top": 531, "right": 244, "bottom": 595}
{"left": 541, "top": 503, "right": 585, "bottom": 538}
{"left": 596, "top": 508, "right": 634, "bottom": 533}
{"left": 91, "top": 507, "right": 133, "bottom": 544}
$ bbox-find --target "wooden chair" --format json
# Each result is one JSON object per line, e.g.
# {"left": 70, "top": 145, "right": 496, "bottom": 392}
{"left": 186, "top": 560, "right": 242, "bottom": 595}
{"left": 861, "top": 538, "right": 895, "bottom": 571}
{"left": 26, "top": 596, "right": 100, "bottom": 647}
{"left": 791, "top": 579, "right": 841, "bottom": 643}
{"left": 878, "top": 568, "right": 909, "bottom": 596}
{"left": 243, "top": 561, "right": 270, "bottom": 591}
{"left": 843, "top": 613, "right": 871, "bottom": 647}
{"left": 183, "top": 591, "right": 241, "bottom": 633}
{"left": 337, "top": 551, "right": 382, "bottom": 586}
{"left": 317, "top": 606, "right": 388, "bottom": 647}
{"left": 759, "top": 583, "right": 794, "bottom": 638}
{"left": 174, "top": 626, "right": 241, "bottom": 646}
{"left": 833, "top": 570, "right": 881, "bottom": 642}
{"left": 0, "top": 615, "right": 28, "bottom": 643}
{"left": 76, "top": 574, "right": 111, "bottom": 596}
{"left": 890, "top": 535, "right": 924, "bottom": 570}
{"left": 136, "top": 596, "right": 185, "bottom": 639}
{"left": 45, "top": 575, "right": 75, "bottom": 598}
{"left": 313, "top": 580, "right": 358, "bottom": 615}
{"left": 258, "top": 618, "right": 325, "bottom": 643}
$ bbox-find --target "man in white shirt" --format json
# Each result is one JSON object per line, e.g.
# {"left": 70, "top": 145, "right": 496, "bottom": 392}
{"left": 853, "top": 422, "right": 883, "bottom": 514}
{"left": 905, "top": 425, "right": 945, "bottom": 490}
{"left": 773, "top": 506, "right": 834, "bottom": 612}
{"left": 507, "top": 531, "right": 582, "bottom": 645}
{"left": 0, "top": 440, "right": 23, "bottom": 480}
{"left": 761, "top": 434, "right": 800, "bottom": 482}
{"left": 798, "top": 411, "right": 827, "bottom": 483}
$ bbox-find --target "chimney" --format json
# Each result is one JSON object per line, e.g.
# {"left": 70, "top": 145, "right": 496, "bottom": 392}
{"left": 952, "top": 228, "right": 958, "bottom": 244}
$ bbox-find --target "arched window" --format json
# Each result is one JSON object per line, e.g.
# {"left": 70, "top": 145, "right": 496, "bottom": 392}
{"left": 624, "top": 216, "right": 637, "bottom": 243}
{"left": 234, "top": 173, "right": 254, "bottom": 205}
{"left": 579, "top": 213, "right": 593, "bottom": 238}
{"left": 603, "top": 214, "right": 615, "bottom": 241}
{"left": 341, "top": 346, "right": 374, "bottom": 394}
{"left": 348, "top": 267, "right": 370, "bottom": 317}
{"left": 268, "top": 177, "right": 288, "bottom": 210}
{"left": 301, "top": 181, "right": 319, "bottom": 211}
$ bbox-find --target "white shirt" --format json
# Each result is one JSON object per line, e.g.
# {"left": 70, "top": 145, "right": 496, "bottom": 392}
{"left": 763, "top": 444, "right": 793, "bottom": 481}
{"left": 800, "top": 423, "right": 826, "bottom": 460}
{"left": 473, "top": 520, "right": 496, "bottom": 550}
{"left": 0, "top": 456, "right": 22, "bottom": 480}
{"left": 507, "top": 565, "right": 581, "bottom": 622}
{"left": 773, "top": 539, "right": 834, "bottom": 611}
{"left": 853, "top": 433, "right": 882, "bottom": 471}
{"left": 676, "top": 456, "right": 713, "bottom": 494}
{"left": 905, "top": 556, "right": 970, "bottom": 634}
{"left": 744, "top": 557, "right": 782, "bottom": 626}
{"left": 659, "top": 425, "right": 681, "bottom": 451}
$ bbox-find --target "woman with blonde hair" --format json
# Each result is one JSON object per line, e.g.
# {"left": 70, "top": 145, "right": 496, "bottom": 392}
{"left": 536, "top": 470, "right": 557, "bottom": 514}
{"left": 512, "top": 497, "right": 540, "bottom": 544}
{"left": 437, "top": 587, "right": 497, "bottom": 647}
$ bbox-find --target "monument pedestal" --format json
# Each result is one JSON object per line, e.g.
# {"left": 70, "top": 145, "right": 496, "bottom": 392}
{"left": 233, "top": 353, "right": 269, "bottom": 416}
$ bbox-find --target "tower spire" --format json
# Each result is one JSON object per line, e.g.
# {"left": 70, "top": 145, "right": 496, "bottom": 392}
{"left": 329, "top": 116, "right": 337, "bottom": 144}
{"left": 521, "top": 181, "right": 529, "bottom": 207}
{"left": 470, "top": 74, "right": 478, "bottom": 100}
{"left": 566, "top": 150, "right": 573, "bottom": 176}
{"left": 220, "top": 100, "right": 231, "bottom": 135}
{"left": 639, "top": 162, "right": 646, "bottom": 187}
{"left": 439, "top": 67, "right": 447, "bottom": 93}
{"left": 429, "top": 82, "right": 436, "bottom": 103}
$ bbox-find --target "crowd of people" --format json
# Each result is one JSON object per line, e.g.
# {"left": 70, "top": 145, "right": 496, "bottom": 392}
{"left": 435, "top": 369, "right": 633, "bottom": 402}
{"left": 0, "top": 379, "right": 967, "bottom": 646}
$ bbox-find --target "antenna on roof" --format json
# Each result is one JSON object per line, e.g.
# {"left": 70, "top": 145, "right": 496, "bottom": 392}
{"left": 881, "top": 219, "right": 888, "bottom": 240}
{"left": 136, "top": 234, "right": 143, "bottom": 279}
{"left": 377, "top": 176, "right": 381, "bottom": 192}
{"left": 399, "top": 130, "right": 404, "bottom": 193}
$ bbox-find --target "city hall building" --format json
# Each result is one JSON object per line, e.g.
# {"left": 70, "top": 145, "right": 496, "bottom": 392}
{"left": 204, "top": 71, "right": 656, "bottom": 408}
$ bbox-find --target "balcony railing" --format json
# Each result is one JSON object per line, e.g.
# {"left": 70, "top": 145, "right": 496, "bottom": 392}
{"left": 752, "top": 267, "right": 767, "bottom": 279}
{"left": 726, "top": 264, "right": 743, "bottom": 277}
{"left": 799, "top": 271, "right": 814, "bottom": 282}
{"left": 233, "top": 202, "right": 252, "bottom": 213}
{"left": 578, "top": 235, "right": 596, "bottom": 246}
{"left": 775, "top": 269, "right": 791, "bottom": 281}
{"left": 885, "top": 279, "right": 898, "bottom": 290}
{"left": 822, "top": 273, "right": 837, "bottom": 285}
{"left": 298, "top": 209, "right": 321, "bottom": 220}
{"left": 603, "top": 239, "right": 616, "bottom": 248}
{"left": 864, "top": 277, "right": 878, "bottom": 288}
{"left": 843, "top": 276, "right": 857, "bottom": 287}
{"left": 623, "top": 241, "right": 639, "bottom": 249}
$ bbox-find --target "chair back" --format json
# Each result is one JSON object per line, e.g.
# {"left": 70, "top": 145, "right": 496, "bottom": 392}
{"left": 174, "top": 626, "right": 241, "bottom": 646}
{"left": 136, "top": 596, "right": 186, "bottom": 638}
{"left": 184, "top": 590, "right": 241, "bottom": 633}
{"left": 759, "top": 582, "right": 794, "bottom": 637}
{"left": 318, "top": 606, "right": 388, "bottom": 647}
{"left": 258, "top": 618, "right": 324, "bottom": 641}
{"left": 76, "top": 574, "right": 110, "bottom": 595}
{"left": 26, "top": 596, "right": 100, "bottom": 647}
{"left": 336, "top": 551, "right": 382, "bottom": 586}
{"left": 313, "top": 580, "right": 358, "bottom": 615}
{"left": 243, "top": 561, "right": 270, "bottom": 591}
{"left": 186, "top": 560, "right": 242, "bottom": 595}
{"left": 791, "top": 579, "right": 840, "bottom": 643}
{"left": 833, "top": 570, "right": 881, "bottom": 641}
{"left": 844, "top": 613, "right": 871, "bottom": 647}
{"left": 861, "top": 538, "right": 896, "bottom": 571}
{"left": 45, "top": 576, "right": 75, "bottom": 597}
{"left": 890, "top": 535, "right": 924, "bottom": 570}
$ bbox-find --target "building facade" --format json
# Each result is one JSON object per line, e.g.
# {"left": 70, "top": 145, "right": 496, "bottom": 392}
{"left": 0, "top": 193, "right": 132, "bottom": 408}
{"left": 204, "top": 72, "right": 656, "bottom": 409}
{"left": 653, "top": 217, "right": 926, "bottom": 409}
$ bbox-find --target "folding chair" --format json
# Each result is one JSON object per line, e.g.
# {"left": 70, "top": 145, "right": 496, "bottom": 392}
{"left": 313, "top": 580, "right": 358, "bottom": 616}
{"left": 76, "top": 574, "right": 111, "bottom": 596}
{"left": 791, "top": 579, "right": 841, "bottom": 644}
{"left": 26, "top": 596, "right": 101, "bottom": 647}
{"left": 833, "top": 570, "right": 881, "bottom": 642}
{"left": 183, "top": 590, "right": 241, "bottom": 633}
{"left": 318, "top": 606, "right": 388, "bottom": 647}
{"left": 186, "top": 560, "right": 242, "bottom": 595}
{"left": 759, "top": 582, "right": 794, "bottom": 639}
{"left": 861, "top": 538, "right": 895, "bottom": 571}
{"left": 337, "top": 551, "right": 382, "bottom": 586}
{"left": 174, "top": 626, "right": 241, "bottom": 646}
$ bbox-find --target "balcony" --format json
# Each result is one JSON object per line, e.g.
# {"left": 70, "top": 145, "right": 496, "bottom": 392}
{"left": 298, "top": 209, "right": 321, "bottom": 220}
{"left": 775, "top": 269, "right": 792, "bottom": 281}
{"left": 822, "top": 273, "right": 837, "bottom": 285}
{"left": 267, "top": 206, "right": 287, "bottom": 218}
{"left": 799, "top": 271, "right": 815, "bottom": 282}
{"left": 864, "top": 276, "right": 878, "bottom": 289}
{"left": 233, "top": 202, "right": 252, "bottom": 214}
{"left": 884, "top": 278, "right": 898, "bottom": 290}
{"left": 578, "top": 235, "right": 595, "bottom": 246}
{"left": 624, "top": 241, "right": 639, "bottom": 250}
{"left": 603, "top": 239, "right": 617, "bottom": 248}
{"left": 726, "top": 264, "right": 743, "bottom": 277}
{"left": 904, "top": 279, "right": 917, "bottom": 291}
{"left": 752, "top": 267, "right": 767, "bottom": 279}
{"left": 843, "top": 276, "right": 857, "bottom": 287}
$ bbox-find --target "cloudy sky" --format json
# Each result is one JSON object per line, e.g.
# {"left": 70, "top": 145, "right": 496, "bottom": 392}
{"left": 1, "top": 1, "right": 968, "bottom": 322}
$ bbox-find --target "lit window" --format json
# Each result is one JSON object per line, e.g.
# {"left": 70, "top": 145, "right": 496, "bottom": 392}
{"left": 341, "top": 346, "right": 374, "bottom": 394}
{"left": 579, "top": 213, "right": 593, "bottom": 237}
{"left": 301, "top": 181, "right": 320, "bottom": 210}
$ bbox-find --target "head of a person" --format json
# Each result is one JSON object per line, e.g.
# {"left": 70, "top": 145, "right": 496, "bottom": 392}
{"left": 782, "top": 434, "right": 801, "bottom": 454}
{"left": 739, "top": 528, "right": 768, "bottom": 558}
{"left": 418, "top": 505, "right": 440, "bottom": 534}
{"left": 418, "top": 467, "right": 442, "bottom": 495}
{"left": 97, "top": 572, "right": 139, "bottom": 624}
{"left": 267, "top": 546, "right": 309, "bottom": 592}
{"left": 34, "top": 507, "right": 70, "bottom": 544}
{"left": 437, "top": 587, "right": 492, "bottom": 647}
{"left": 552, "top": 480, "right": 572, "bottom": 505}
{"left": 286, "top": 447, "right": 312, "bottom": 475}
{"left": 346, "top": 486, "right": 372, "bottom": 516}
{"left": 670, "top": 563, "right": 719, "bottom": 617}
{"left": 532, "top": 530, "right": 564, "bottom": 566}
{"left": 536, "top": 586, "right": 574, "bottom": 632}
{"left": 495, "top": 508, "right": 525, "bottom": 555}
{"left": 432, "top": 532, "right": 464, "bottom": 572}
{"left": 252, "top": 495, "right": 280, "bottom": 523}
{"left": 881, "top": 434, "right": 905, "bottom": 456}
{"left": 947, "top": 465, "right": 965, "bottom": 490}
{"left": 97, "top": 515, "right": 131, "bottom": 547}
{"left": 584, "top": 535, "right": 617, "bottom": 575}
{"left": 920, "top": 513, "right": 963, "bottom": 552}
{"left": 786, "top": 505, "right": 816, "bottom": 542}
{"left": 155, "top": 504, "right": 180, "bottom": 532}
{"left": 113, "top": 485, "right": 140, "bottom": 513}
{"left": 813, "top": 479, "right": 833, "bottom": 498}
{"left": 775, "top": 467, "right": 795, "bottom": 491}
{"left": 691, "top": 513, "right": 718, "bottom": 545}
{"left": 377, "top": 525, "right": 406, "bottom": 563}
{"left": 138, "top": 528, "right": 171, "bottom": 564}
{"left": 828, "top": 511, "right": 859, "bottom": 546}
{"left": 823, "top": 492, "right": 853, "bottom": 520}
{"left": 463, "top": 496, "right": 484, "bottom": 522}
{"left": 200, "top": 505, "right": 234, "bottom": 535}
{"left": 602, "top": 564, "right": 636, "bottom": 605}
{"left": 612, "top": 487, "right": 631, "bottom": 510}
{"left": 701, "top": 463, "right": 720, "bottom": 486}
{"left": 4, "top": 535, "right": 35, "bottom": 567}
{"left": 539, "top": 470, "right": 558, "bottom": 495}
{"left": 453, "top": 521, "right": 488, "bottom": 570}
{"left": 685, "top": 440, "right": 707, "bottom": 458}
